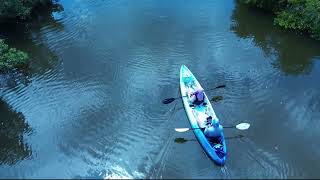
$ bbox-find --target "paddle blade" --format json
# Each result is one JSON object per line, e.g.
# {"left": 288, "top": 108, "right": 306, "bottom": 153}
{"left": 215, "top": 85, "right": 226, "bottom": 89}
{"left": 174, "top": 128, "right": 190, "bottom": 132}
{"left": 211, "top": 95, "right": 223, "bottom": 102}
{"left": 162, "top": 98, "right": 175, "bottom": 104}
{"left": 235, "top": 123, "right": 250, "bottom": 130}
{"left": 174, "top": 137, "right": 188, "bottom": 143}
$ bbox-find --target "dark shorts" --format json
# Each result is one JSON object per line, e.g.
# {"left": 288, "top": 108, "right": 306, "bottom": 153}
{"left": 193, "top": 100, "right": 204, "bottom": 105}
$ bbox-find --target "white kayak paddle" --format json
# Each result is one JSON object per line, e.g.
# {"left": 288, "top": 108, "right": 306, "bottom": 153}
{"left": 175, "top": 123, "right": 250, "bottom": 132}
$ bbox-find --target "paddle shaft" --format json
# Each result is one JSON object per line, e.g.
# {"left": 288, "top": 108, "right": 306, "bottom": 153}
{"left": 187, "top": 126, "right": 235, "bottom": 131}
{"left": 179, "top": 87, "right": 224, "bottom": 99}
{"left": 181, "top": 85, "right": 226, "bottom": 99}
{"left": 175, "top": 123, "right": 250, "bottom": 132}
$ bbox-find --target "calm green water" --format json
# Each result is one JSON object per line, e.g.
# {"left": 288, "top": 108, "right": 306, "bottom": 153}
{"left": 1, "top": 0, "right": 320, "bottom": 178}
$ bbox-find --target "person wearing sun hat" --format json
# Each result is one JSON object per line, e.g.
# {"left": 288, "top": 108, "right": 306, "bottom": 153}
{"left": 189, "top": 87, "right": 205, "bottom": 106}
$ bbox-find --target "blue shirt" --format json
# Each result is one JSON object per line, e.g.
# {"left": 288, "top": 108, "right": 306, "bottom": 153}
{"left": 204, "top": 124, "right": 223, "bottom": 138}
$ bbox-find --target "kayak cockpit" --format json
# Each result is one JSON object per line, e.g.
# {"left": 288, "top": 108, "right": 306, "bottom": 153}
{"left": 207, "top": 135, "right": 226, "bottom": 159}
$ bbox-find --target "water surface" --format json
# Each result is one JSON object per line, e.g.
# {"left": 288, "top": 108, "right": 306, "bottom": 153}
{"left": 0, "top": 0, "right": 320, "bottom": 178}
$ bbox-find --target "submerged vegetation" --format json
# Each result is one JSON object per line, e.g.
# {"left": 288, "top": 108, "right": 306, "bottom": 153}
{"left": 0, "top": 40, "right": 28, "bottom": 72}
{"left": 240, "top": 0, "right": 320, "bottom": 40}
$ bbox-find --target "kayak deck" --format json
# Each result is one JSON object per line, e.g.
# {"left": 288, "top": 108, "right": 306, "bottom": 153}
{"left": 179, "top": 65, "right": 227, "bottom": 166}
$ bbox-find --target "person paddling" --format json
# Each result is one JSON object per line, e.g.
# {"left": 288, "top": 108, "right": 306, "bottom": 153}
{"left": 195, "top": 112, "right": 212, "bottom": 129}
{"left": 204, "top": 118, "right": 223, "bottom": 140}
{"left": 189, "top": 87, "right": 205, "bottom": 105}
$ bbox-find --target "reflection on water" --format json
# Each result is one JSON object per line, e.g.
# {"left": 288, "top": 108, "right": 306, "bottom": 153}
{"left": 231, "top": 3, "right": 320, "bottom": 75}
{"left": 229, "top": 2, "right": 320, "bottom": 179}
{"left": 0, "top": 2, "right": 64, "bottom": 88}
{"left": 0, "top": 99, "right": 32, "bottom": 165}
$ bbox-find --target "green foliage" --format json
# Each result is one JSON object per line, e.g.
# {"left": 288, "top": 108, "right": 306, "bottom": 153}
{"left": 275, "top": 0, "right": 320, "bottom": 39}
{"left": 240, "top": 0, "right": 320, "bottom": 40}
{"left": 0, "top": 0, "right": 52, "bottom": 20}
{"left": 0, "top": 40, "right": 28, "bottom": 72}
{"left": 240, "top": 0, "right": 287, "bottom": 12}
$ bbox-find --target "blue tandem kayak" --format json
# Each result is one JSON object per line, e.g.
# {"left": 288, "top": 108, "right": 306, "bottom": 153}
{"left": 179, "top": 65, "right": 227, "bottom": 166}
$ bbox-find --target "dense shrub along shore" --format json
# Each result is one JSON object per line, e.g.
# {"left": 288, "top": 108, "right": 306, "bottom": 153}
{"left": 240, "top": 0, "right": 320, "bottom": 40}
{"left": 0, "top": 40, "right": 28, "bottom": 72}
{"left": 0, "top": 0, "right": 54, "bottom": 20}
{"left": 0, "top": 0, "right": 61, "bottom": 72}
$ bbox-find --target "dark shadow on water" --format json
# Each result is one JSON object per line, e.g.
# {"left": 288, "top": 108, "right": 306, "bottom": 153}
{"left": 0, "top": 98, "right": 32, "bottom": 165}
{"left": 231, "top": 2, "right": 320, "bottom": 75}
{"left": 0, "top": 2, "right": 64, "bottom": 42}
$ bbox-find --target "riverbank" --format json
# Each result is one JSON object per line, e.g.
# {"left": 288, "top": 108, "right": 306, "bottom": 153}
{"left": 0, "top": 0, "right": 63, "bottom": 73}
{"left": 240, "top": 0, "right": 320, "bottom": 40}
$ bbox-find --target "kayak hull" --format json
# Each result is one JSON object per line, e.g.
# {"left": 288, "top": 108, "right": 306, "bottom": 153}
{"left": 179, "top": 65, "right": 227, "bottom": 166}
